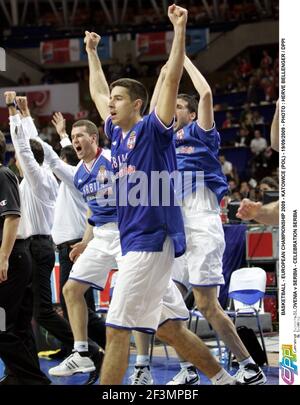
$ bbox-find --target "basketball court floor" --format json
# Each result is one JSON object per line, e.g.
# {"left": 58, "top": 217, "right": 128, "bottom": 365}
{"left": 0, "top": 335, "right": 279, "bottom": 385}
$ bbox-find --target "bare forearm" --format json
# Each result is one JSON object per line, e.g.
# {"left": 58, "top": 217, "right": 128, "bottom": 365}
{"left": 271, "top": 101, "right": 279, "bottom": 152}
{"left": 184, "top": 55, "right": 213, "bottom": 129}
{"left": 184, "top": 56, "right": 211, "bottom": 97}
{"left": 254, "top": 201, "right": 279, "bottom": 225}
{"left": 82, "top": 211, "right": 94, "bottom": 244}
{"left": 156, "top": 25, "right": 185, "bottom": 123}
{"left": 149, "top": 71, "right": 165, "bottom": 113}
{"left": 165, "top": 26, "right": 185, "bottom": 85}
{"left": 87, "top": 49, "right": 110, "bottom": 99}
{"left": 0, "top": 215, "right": 20, "bottom": 258}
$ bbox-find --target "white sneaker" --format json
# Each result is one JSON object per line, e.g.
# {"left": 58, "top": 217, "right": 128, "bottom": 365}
{"left": 167, "top": 366, "right": 200, "bottom": 385}
{"left": 130, "top": 366, "right": 153, "bottom": 385}
{"left": 235, "top": 363, "right": 267, "bottom": 385}
{"left": 48, "top": 351, "right": 96, "bottom": 377}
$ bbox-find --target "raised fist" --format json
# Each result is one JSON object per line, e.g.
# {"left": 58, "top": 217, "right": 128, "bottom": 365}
{"left": 4, "top": 91, "right": 16, "bottom": 105}
{"left": 168, "top": 4, "right": 188, "bottom": 27}
{"left": 84, "top": 31, "right": 101, "bottom": 51}
{"left": 15, "top": 96, "right": 29, "bottom": 114}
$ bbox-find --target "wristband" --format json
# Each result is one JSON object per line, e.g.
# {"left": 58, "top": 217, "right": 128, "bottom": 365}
{"left": 6, "top": 102, "right": 16, "bottom": 108}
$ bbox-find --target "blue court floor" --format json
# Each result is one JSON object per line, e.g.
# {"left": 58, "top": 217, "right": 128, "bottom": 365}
{"left": 0, "top": 353, "right": 279, "bottom": 385}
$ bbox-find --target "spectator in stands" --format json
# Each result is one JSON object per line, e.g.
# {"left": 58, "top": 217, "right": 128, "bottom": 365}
{"left": 228, "top": 178, "right": 239, "bottom": 195}
{"left": 225, "top": 76, "right": 237, "bottom": 93}
{"left": 219, "top": 154, "right": 234, "bottom": 177}
{"left": 246, "top": 76, "right": 262, "bottom": 105}
{"left": 222, "top": 111, "right": 237, "bottom": 128}
{"left": 240, "top": 104, "right": 253, "bottom": 126}
{"left": 254, "top": 176, "right": 278, "bottom": 202}
{"left": 250, "top": 129, "right": 267, "bottom": 155}
{"left": 260, "top": 50, "right": 273, "bottom": 70}
{"left": 261, "top": 77, "right": 276, "bottom": 102}
{"left": 239, "top": 181, "right": 252, "bottom": 199}
{"left": 238, "top": 57, "right": 253, "bottom": 81}
{"left": 17, "top": 72, "right": 31, "bottom": 86}
{"left": 259, "top": 176, "right": 278, "bottom": 193}
{"left": 252, "top": 110, "right": 265, "bottom": 125}
{"left": 236, "top": 126, "right": 251, "bottom": 147}
{"left": 250, "top": 147, "right": 278, "bottom": 183}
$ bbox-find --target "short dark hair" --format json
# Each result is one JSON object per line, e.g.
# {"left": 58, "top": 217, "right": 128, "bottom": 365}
{"left": 60, "top": 145, "right": 79, "bottom": 166}
{"left": 72, "top": 120, "right": 99, "bottom": 144}
{"left": 177, "top": 93, "right": 198, "bottom": 117}
{"left": 29, "top": 139, "right": 44, "bottom": 165}
{"left": 0, "top": 130, "right": 6, "bottom": 164}
{"left": 259, "top": 176, "right": 278, "bottom": 190}
{"left": 110, "top": 78, "right": 149, "bottom": 115}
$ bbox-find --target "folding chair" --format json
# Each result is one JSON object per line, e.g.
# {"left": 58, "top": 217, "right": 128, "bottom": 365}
{"left": 226, "top": 267, "right": 268, "bottom": 366}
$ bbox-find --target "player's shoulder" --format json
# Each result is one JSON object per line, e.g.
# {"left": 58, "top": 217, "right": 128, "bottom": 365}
{"left": 73, "top": 160, "right": 84, "bottom": 177}
{"left": 101, "top": 148, "right": 112, "bottom": 163}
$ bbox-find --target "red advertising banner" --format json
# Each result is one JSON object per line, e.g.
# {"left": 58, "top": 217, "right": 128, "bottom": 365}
{"left": 136, "top": 32, "right": 173, "bottom": 57}
{"left": 40, "top": 39, "right": 81, "bottom": 64}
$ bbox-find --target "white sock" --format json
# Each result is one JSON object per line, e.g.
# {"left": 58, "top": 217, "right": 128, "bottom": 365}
{"left": 136, "top": 355, "right": 150, "bottom": 367}
{"left": 210, "top": 368, "right": 234, "bottom": 385}
{"left": 239, "top": 356, "right": 256, "bottom": 368}
{"left": 74, "top": 341, "right": 88, "bottom": 353}
{"left": 180, "top": 361, "right": 193, "bottom": 369}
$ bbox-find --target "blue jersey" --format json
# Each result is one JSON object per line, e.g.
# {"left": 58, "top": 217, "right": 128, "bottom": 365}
{"left": 105, "top": 110, "right": 186, "bottom": 257}
{"left": 174, "top": 122, "right": 228, "bottom": 203}
{"left": 73, "top": 148, "right": 117, "bottom": 227}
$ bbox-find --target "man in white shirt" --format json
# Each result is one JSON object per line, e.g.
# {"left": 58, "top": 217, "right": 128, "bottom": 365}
{"left": 5, "top": 91, "right": 101, "bottom": 385}
{"left": 0, "top": 130, "right": 50, "bottom": 385}
{"left": 250, "top": 130, "right": 267, "bottom": 155}
{"left": 16, "top": 100, "right": 107, "bottom": 362}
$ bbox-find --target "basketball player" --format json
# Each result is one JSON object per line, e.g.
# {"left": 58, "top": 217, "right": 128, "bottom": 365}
{"left": 87, "top": 4, "right": 236, "bottom": 385}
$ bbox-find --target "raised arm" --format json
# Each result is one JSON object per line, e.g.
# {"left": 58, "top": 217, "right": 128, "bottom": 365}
{"left": 184, "top": 55, "right": 213, "bottom": 130}
{"left": 5, "top": 91, "right": 44, "bottom": 191}
{"left": 156, "top": 5, "right": 187, "bottom": 125}
{"left": 85, "top": 31, "right": 110, "bottom": 121}
{"left": 270, "top": 100, "right": 279, "bottom": 152}
{"left": 149, "top": 64, "right": 167, "bottom": 113}
{"left": 15, "top": 98, "right": 75, "bottom": 187}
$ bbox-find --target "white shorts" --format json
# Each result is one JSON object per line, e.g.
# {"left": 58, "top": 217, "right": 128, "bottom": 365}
{"left": 69, "top": 223, "right": 122, "bottom": 290}
{"left": 173, "top": 188, "right": 225, "bottom": 287}
{"left": 172, "top": 255, "right": 190, "bottom": 291}
{"left": 106, "top": 238, "right": 189, "bottom": 332}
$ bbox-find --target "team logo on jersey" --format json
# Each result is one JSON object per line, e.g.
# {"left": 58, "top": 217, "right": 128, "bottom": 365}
{"left": 127, "top": 131, "right": 136, "bottom": 150}
{"left": 97, "top": 165, "right": 107, "bottom": 183}
{"left": 176, "top": 129, "right": 184, "bottom": 140}
{"left": 0, "top": 199, "right": 7, "bottom": 207}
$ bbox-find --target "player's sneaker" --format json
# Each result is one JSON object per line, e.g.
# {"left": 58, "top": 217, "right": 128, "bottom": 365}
{"left": 130, "top": 366, "right": 154, "bottom": 385}
{"left": 84, "top": 348, "right": 104, "bottom": 385}
{"left": 48, "top": 351, "right": 96, "bottom": 377}
{"left": 235, "top": 363, "right": 267, "bottom": 385}
{"left": 167, "top": 366, "right": 200, "bottom": 385}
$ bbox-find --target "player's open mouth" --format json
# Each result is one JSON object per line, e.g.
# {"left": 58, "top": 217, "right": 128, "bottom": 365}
{"left": 75, "top": 146, "right": 82, "bottom": 152}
